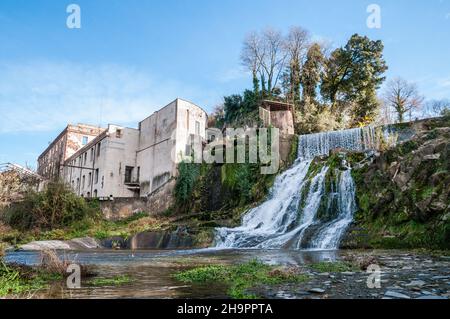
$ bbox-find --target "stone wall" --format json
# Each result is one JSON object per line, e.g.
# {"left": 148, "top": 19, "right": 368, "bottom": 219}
{"left": 100, "top": 179, "right": 176, "bottom": 220}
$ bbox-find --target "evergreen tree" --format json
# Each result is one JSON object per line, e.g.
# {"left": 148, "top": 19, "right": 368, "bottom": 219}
{"left": 301, "top": 43, "right": 325, "bottom": 103}
{"left": 321, "top": 34, "right": 388, "bottom": 126}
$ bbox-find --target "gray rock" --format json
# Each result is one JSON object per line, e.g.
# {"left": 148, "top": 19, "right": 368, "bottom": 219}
{"left": 402, "top": 266, "right": 413, "bottom": 270}
{"left": 431, "top": 275, "right": 448, "bottom": 280}
{"left": 405, "top": 280, "right": 426, "bottom": 287}
{"left": 20, "top": 237, "right": 101, "bottom": 251}
{"left": 309, "top": 288, "right": 326, "bottom": 294}
{"left": 318, "top": 272, "right": 330, "bottom": 276}
{"left": 423, "top": 153, "right": 441, "bottom": 160}
{"left": 384, "top": 291, "right": 411, "bottom": 299}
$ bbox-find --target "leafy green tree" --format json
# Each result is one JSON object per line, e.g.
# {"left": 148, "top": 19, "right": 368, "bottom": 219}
{"left": 301, "top": 43, "right": 325, "bottom": 104}
{"left": 321, "top": 34, "right": 388, "bottom": 125}
{"left": 223, "top": 90, "right": 259, "bottom": 125}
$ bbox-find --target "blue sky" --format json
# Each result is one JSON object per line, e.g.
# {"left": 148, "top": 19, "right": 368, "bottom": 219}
{"left": 0, "top": 0, "right": 449, "bottom": 168}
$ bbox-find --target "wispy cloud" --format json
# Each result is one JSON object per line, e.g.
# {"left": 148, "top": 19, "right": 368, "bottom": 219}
{"left": 0, "top": 61, "right": 215, "bottom": 133}
{"left": 415, "top": 75, "right": 450, "bottom": 100}
{"left": 215, "top": 67, "right": 249, "bottom": 83}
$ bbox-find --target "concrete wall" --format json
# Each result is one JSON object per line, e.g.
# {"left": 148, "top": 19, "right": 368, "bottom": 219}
{"left": 270, "top": 110, "right": 295, "bottom": 136}
{"left": 137, "top": 99, "right": 207, "bottom": 196}
{"left": 258, "top": 106, "right": 295, "bottom": 136}
{"left": 175, "top": 99, "right": 208, "bottom": 164}
{"left": 100, "top": 179, "right": 176, "bottom": 220}
{"left": 137, "top": 100, "right": 177, "bottom": 196}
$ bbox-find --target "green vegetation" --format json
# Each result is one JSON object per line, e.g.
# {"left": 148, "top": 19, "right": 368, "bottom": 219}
{"left": 309, "top": 261, "right": 358, "bottom": 273}
{"left": 174, "top": 161, "right": 201, "bottom": 206}
{"left": 0, "top": 261, "right": 62, "bottom": 298}
{"left": 88, "top": 275, "right": 133, "bottom": 287}
{"left": 174, "top": 259, "right": 309, "bottom": 299}
{"left": 2, "top": 181, "right": 100, "bottom": 231}
{"left": 0, "top": 211, "right": 170, "bottom": 247}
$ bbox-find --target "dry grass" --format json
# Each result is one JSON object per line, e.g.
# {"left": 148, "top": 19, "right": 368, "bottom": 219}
{"left": 126, "top": 216, "right": 170, "bottom": 234}
{"left": 39, "top": 249, "right": 69, "bottom": 275}
{"left": 343, "top": 253, "right": 379, "bottom": 270}
{"left": 38, "top": 249, "right": 93, "bottom": 277}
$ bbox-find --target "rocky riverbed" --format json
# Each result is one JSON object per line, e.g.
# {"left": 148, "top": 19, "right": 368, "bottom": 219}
{"left": 257, "top": 251, "right": 450, "bottom": 299}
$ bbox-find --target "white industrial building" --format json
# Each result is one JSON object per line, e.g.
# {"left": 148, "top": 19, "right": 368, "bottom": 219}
{"left": 60, "top": 99, "right": 207, "bottom": 199}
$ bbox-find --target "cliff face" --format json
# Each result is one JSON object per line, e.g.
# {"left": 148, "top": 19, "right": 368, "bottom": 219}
{"left": 345, "top": 117, "right": 450, "bottom": 250}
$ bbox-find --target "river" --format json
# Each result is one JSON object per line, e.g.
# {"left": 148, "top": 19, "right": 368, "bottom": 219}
{"left": 5, "top": 248, "right": 449, "bottom": 299}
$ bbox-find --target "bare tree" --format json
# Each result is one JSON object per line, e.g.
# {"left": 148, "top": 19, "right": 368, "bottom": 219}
{"left": 241, "top": 32, "right": 264, "bottom": 93}
{"left": 261, "top": 28, "right": 288, "bottom": 94}
{"left": 384, "top": 78, "right": 424, "bottom": 123}
{"left": 241, "top": 28, "right": 288, "bottom": 96}
{"left": 284, "top": 26, "right": 310, "bottom": 104}
{"left": 428, "top": 99, "right": 450, "bottom": 117}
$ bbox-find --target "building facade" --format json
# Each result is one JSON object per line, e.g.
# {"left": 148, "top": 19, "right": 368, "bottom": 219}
{"left": 37, "top": 124, "right": 104, "bottom": 180}
{"left": 57, "top": 99, "right": 207, "bottom": 199}
{"left": 259, "top": 100, "right": 295, "bottom": 136}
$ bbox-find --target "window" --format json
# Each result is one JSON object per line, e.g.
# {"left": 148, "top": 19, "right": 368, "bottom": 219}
{"left": 84, "top": 153, "right": 87, "bottom": 165}
{"left": 137, "top": 167, "right": 140, "bottom": 183}
{"left": 125, "top": 166, "right": 134, "bottom": 183}
{"left": 116, "top": 129, "right": 123, "bottom": 138}
{"left": 186, "top": 110, "right": 190, "bottom": 130}
{"left": 95, "top": 169, "right": 99, "bottom": 184}
{"left": 93, "top": 190, "right": 97, "bottom": 198}
{"left": 82, "top": 136, "right": 88, "bottom": 145}
{"left": 97, "top": 142, "right": 101, "bottom": 157}
{"left": 82, "top": 175, "right": 85, "bottom": 188}
{"left": 88, "top": 172, "right": 92, "bottom": 186}
{"left": 90, "top": 148, "right": 94, "bottom": 161}
{"left": 195, "top": 121, "right": 200, "bottom": 136}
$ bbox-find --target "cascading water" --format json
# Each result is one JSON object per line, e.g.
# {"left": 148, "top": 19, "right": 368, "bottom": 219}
{"left": 215, "top": 127, "right": 377, "bottom": 250}
{"left": 308, "top": 167, "right": 357, "bottom": 250}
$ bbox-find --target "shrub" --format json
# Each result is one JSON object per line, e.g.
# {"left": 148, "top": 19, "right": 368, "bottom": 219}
{"left": 2, "top": 181, "right": 100, "bottom": 230}
{"left": 174, "top": 161, "right": 200, "bottom": 205}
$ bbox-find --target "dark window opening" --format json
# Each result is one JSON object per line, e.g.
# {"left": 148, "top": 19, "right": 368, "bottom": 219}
{"left": 125, "top": 166, "right": 134, "bottom": 183}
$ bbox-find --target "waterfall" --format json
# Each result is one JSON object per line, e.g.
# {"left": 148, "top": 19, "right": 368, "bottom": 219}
{"left": 308, "top": 168, "right": 357, "bottom": 250}
{"left": 215, "top": 127, "right": 376, "bottom": 250}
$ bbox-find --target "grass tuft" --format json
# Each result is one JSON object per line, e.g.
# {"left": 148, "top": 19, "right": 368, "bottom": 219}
{"left": 174, "top": 259, "right": 309, "bottom": 299}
